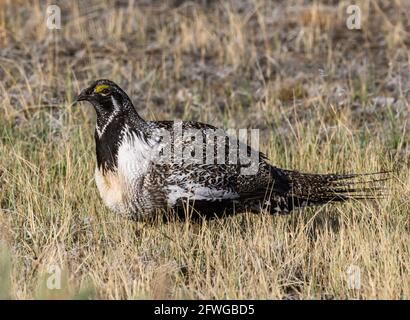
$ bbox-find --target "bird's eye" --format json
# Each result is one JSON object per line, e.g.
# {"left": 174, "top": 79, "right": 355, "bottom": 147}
{"left": 94, "top": 84, "right": 111, "bottom": 95}
{"left": 100, "top": 88, "right": 110, "bottom": 95}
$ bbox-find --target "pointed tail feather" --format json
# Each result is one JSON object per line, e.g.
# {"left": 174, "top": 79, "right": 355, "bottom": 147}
{"left": 277, "top": 169, "right": 390, "bottom": 211}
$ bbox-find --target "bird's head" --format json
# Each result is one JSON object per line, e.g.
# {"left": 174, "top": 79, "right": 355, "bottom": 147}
{"left": 76, "top": 79, "right": 133, "bottom": 117}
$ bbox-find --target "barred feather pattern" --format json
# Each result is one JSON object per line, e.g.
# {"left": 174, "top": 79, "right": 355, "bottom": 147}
{"left": 80, "top": 79, "right": 388, "bottom": 220}
{"left": 95, "top": 117, "right": 387, "bottom": 219}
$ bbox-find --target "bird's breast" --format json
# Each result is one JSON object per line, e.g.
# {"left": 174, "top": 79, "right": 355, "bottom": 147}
{"left": 95, "top": 129, "right": 165, "bottom": 215}
{"left": 117, "top": 131, "right": 159, "bottom": 183}
{"left": 95, "top": 168, "right": 124, "bottom": 213}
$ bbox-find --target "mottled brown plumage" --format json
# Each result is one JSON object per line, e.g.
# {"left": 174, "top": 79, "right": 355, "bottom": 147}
{"left": 76, "top": 79, "right": 388, "bottom": 219}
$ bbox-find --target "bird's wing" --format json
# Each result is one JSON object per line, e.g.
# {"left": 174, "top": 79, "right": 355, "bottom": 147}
{"left": 144, "top": 120, "right": 290, "bottom": 207}
{"left": 158, "top": 163, "right": 241, "bottom": 207}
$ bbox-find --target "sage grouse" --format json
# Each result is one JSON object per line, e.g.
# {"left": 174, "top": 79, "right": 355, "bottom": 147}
{"left": 76, "top": 79, "right": 386, "bottom": 219}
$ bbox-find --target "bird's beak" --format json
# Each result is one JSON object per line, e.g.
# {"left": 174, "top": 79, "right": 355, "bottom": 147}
{"left": 75, "top": 88, "right": 90, "bottom": 103}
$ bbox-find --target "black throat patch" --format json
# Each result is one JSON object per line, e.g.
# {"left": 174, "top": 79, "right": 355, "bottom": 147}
{"left": 95, "top": 114, "right": 128, "bottom": 172}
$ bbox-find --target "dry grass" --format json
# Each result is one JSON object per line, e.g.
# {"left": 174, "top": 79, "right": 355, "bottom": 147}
{"left": 0, "top": 0, "right": 409, "bottom": 299}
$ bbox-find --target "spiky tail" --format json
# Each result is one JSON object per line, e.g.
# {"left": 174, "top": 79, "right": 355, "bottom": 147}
{"left": 272, "top": 169, "right": 390, "bottom": 213}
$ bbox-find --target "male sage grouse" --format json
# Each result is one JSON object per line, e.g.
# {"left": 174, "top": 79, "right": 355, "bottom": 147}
{"left": 76, "top": 79, "right": 386, "bottom": 220}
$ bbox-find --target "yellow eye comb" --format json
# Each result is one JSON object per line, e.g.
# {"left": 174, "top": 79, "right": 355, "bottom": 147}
{"left": 94, "top": 84, "right": 110, "bottom": 93}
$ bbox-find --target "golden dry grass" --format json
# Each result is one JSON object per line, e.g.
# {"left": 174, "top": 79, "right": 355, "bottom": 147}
{"left": 0, "top": 0, "right": 409, "bottom": 299}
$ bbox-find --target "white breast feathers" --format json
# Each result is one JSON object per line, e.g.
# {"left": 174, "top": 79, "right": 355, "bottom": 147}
{"left": 117, "top": 131, "right": 160, "bottom": 185}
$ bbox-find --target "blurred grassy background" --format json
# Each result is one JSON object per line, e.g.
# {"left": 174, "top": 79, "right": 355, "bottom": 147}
{"left": 0, "top": 0, "right": 409, "bottom": 299}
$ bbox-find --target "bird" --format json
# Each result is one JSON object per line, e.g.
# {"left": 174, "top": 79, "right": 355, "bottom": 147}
{"left": 76, "top": 79, "right": 387, "bottom": 220}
